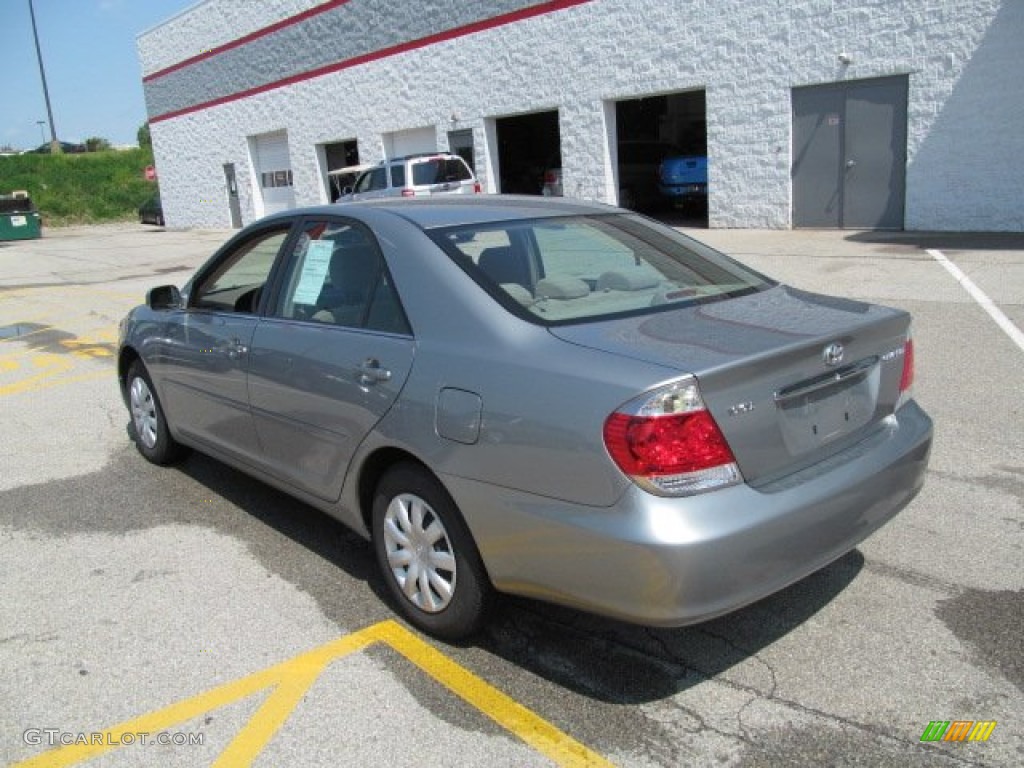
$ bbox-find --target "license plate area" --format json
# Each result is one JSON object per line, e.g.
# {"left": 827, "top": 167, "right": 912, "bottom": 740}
{"left": 776, "top": 360, "right": 879, "bottom": 455}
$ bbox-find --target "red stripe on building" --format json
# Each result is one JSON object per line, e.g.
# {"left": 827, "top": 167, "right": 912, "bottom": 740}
{"left": 149, "top": 0, "right": 594, "bottom": 123}
{"left": 143, "top": 0, "right": 353, "bottom": 83}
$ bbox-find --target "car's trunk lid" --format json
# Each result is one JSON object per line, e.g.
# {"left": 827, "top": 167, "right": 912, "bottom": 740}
{"left": 550, "top": 285, "right": 912, "bottom": 484}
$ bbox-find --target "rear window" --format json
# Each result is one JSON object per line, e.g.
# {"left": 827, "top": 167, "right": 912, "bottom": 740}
{"left": 411, "top": 158, "right": 472, "bottom": 186}
{"left": 431, "top": 214, "right": 773, "bottom": 325}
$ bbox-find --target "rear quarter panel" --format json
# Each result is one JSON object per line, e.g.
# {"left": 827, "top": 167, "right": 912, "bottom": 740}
{"left": 360, "top": 213, "right": 678, "bottom": 508}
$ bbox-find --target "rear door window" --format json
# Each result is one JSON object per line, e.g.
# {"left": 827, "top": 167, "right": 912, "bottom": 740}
{"left": 272, "top": 219, "right": 410, "bottom": 335}
{"left": 390, "top": 164, "right": 405, "bottom": 188}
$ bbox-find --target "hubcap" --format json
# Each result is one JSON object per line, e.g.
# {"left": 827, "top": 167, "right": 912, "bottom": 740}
{"left": 383, "top": 493, "right": 456, "bottom": 613}
{"left": 129, "top": 376, "right": 158, "bottom": 449}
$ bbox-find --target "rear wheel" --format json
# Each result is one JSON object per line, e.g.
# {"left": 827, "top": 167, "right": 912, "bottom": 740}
{"left": 372, "top": 463, "right": 493, "bottom": 640}
{"left": 127, "top": 360, "right": 187, "bottom": 465}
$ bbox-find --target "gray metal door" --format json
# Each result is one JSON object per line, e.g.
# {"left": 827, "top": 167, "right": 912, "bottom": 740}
{"left": 792, "top": 76, "right": 907, "bottom": 229}
{"left": 448, "top": 129, "right": 475, "bottom": 172}
{"left": 224, "top": 163, "right": 242, "bottom": 228}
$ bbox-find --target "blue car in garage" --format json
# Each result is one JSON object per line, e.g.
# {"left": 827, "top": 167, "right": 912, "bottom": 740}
{"left": 659, "top": 154, "right": 708, "bottom": 210}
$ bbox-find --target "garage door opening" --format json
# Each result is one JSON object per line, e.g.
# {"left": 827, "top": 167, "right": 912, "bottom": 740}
{"left": 613, "top": 91, "right": 707, "bottom": 226}
{"left": 495, "top": 111, "right": 561, "bottom": 195}
{"left": 319, "top": 139, "right": 360, "bottom": 202}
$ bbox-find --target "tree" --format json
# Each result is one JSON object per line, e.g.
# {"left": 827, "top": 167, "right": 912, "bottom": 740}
{"left": 84, "top": 136, "right": 111, "bottom": 152}
{"left": 137, "top": 123, "right": 151, "bottom": 149}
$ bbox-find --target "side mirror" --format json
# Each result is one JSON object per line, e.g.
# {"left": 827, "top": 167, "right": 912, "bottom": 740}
{"left": 147, "top": 285, "right": 182, "bottom": 310}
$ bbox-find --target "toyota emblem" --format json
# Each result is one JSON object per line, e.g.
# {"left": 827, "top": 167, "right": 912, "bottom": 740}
{"left": 823, "top": 342, "right": 845, "bottom": 367}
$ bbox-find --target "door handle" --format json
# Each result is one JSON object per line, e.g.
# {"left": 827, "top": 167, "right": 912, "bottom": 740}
{"left": 845, "top": 159, "right": 856, "bottom": 169}
{"left": 357, "top": 358, "right": 392, "bottom": 385}
{"left": 227, "top": 338, "right": 249, "bottom": 359}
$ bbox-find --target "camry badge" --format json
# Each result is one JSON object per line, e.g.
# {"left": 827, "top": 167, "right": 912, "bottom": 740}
{"left": 823, "top": 342, "right": 845, "bottom": 367}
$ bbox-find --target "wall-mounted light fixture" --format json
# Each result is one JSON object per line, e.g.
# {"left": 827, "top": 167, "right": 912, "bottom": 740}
{"left": 837, "top": 52, "right": 853, "bottom": 65}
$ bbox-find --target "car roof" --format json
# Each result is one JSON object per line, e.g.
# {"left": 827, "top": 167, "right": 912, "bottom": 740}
{"left": 259, "top": 195, "right": 620, "bottom": 230}
{"left": 388, "top": 152, "right": 463, "bottom": 163}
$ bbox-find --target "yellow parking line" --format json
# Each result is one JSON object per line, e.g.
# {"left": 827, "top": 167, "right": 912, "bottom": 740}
{"left": 12, "top": 620, "right": 614, "bottom": 768}
{"left": 210, "top": 633, "right": 371, "bottom": 767}
{"left": 0, "top": 336, "right": 117, "bottom": 362}
{"left": 374, "top": 622, "right": 615, "bottom": 767}
{"left": 0, "top": 368, "right": 109, "bottom": 398}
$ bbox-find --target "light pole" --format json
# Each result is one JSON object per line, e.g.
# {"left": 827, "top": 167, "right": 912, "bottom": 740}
{"left": 36, "top": 120, "right": 46, "bottom": 145}
{"left": 28, "top": 0, "right": 60, "bottom": 154}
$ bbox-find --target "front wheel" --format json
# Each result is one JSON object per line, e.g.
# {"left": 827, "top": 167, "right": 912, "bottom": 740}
{"left": 127, "top": 360, "right": 187, "bottom": 465}
{"left": 372, "top": 463, "right": 493, "bottom": 640}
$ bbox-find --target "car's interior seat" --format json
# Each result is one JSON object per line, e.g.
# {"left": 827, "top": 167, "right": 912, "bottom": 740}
{"left": 313, "top": 242, "right": 381, "bottom": 326}
{"left": 478, "top": 245, "right": 535, "bottom": 292}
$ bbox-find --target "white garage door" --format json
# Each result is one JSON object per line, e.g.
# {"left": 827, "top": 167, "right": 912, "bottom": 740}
{"left": 253, "top": 131, "right": 296, "bottom": 216}
{"left": 384, "top": 126, "right": 437, "bottom": 158}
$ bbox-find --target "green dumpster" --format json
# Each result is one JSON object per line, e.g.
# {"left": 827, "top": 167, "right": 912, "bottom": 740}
{"left": 0, "top": 193, "right": 43, "bottom": 241}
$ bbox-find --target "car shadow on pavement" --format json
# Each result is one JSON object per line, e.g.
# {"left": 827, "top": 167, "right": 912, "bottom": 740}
{"left": 166, "top": 449, "right": 864, "bottom": 705}
{"left": 174, "top": 451, "right": 380, "bottom": 586}
{"left": 478, "top": 550, "right": 864, "bottom": 704}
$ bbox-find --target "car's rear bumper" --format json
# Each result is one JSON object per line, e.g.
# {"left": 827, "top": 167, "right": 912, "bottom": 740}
{"left": 448, "top": 400, "right": 932, "bottom": 626}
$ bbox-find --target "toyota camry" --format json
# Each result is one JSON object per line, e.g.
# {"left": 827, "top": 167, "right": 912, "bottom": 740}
{"left": 118, "top": 196, "right": 932, "bottom": 639}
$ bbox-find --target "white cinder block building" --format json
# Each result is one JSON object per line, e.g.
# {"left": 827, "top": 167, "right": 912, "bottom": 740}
{"left": 138, "top": 0, "right": 1023, "bottom": 231}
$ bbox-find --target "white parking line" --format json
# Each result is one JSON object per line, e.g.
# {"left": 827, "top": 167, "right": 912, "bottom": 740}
{"left": 928, "top": 248, "right": 1024, "bottom": 354}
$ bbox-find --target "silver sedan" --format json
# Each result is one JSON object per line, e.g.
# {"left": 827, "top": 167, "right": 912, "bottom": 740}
{"left": 118, "top": 196, "right": 933, "bottom": 639}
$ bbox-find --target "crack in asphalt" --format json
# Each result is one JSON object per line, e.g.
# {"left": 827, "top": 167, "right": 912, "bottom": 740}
{"left": 498, "top": 597, "right": 996, "bottom": 766}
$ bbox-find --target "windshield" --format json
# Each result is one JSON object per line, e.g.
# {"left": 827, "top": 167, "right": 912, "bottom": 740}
{"left": 431, "top": 214, "right": 773, "bottom": 325}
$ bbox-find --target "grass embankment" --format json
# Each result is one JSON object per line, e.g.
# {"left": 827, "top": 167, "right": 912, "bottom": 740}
{"left": 0, "top": 148, "right": 157, "bottom": 226}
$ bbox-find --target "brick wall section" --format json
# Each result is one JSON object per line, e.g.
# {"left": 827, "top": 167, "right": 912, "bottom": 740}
{"left": 139, "top": 0, "right": 1021, "bottom": 231}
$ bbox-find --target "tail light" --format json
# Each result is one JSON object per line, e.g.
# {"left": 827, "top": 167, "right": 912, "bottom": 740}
{"left": 603, "top": 379, "right": 741, "bottom": 496}
{"left": 543, "top": 170, "right": 558, "bottom": 183}
{"left": 401, "top": 188, "right": 415, "bottom": 197}
{"left": 473, "top": 182, "right": 482, "bottom": 193}
{"left": 896, "top": 335, "right": 915, "bottom": 410}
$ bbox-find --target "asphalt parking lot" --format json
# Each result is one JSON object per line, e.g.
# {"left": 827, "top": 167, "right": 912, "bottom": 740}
{"left": 1, "top": 219, "right": 1021, "bottom": 767}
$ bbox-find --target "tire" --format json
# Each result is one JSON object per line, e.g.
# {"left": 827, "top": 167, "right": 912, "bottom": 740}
{"left": 372, "top": 463, "right": 493, "bottom": 640}
{"left": 126, "top": 360, "right": 187, "bottom": 465}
